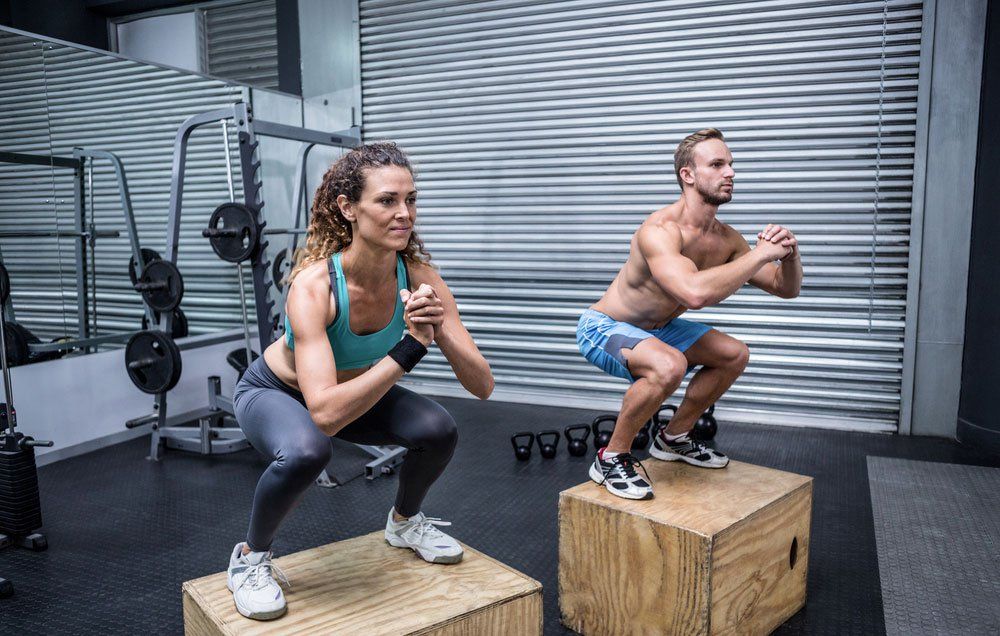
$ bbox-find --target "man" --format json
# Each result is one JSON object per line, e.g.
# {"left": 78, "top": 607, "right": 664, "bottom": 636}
{"left": 576, "top": 128, "right": 802, "bottom": 500}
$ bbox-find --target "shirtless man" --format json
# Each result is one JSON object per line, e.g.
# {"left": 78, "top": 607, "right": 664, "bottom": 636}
{"left": 576, "top": 128, "right": 802, "bottom": 500}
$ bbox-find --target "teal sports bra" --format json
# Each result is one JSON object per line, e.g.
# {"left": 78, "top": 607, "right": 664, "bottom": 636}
{"left": 284, "top": 252, "right": 410, "bottom": 370}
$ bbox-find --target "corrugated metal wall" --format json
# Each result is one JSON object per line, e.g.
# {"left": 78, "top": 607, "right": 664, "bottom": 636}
{"left": 0, "top": 28, "right": 249, "bottom": 340}
{"left": 204, "top": 0, "right": 279, "bottom": 90}
{"left": 359, "top": 0, "right": 922, "bottom": 431}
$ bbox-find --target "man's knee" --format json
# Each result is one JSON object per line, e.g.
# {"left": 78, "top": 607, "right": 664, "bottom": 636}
{"left": 646, "top": 352, "right": 687, "bottom": 390}
{"left": 728, "top": 340, "right": 750, "bottom": 372}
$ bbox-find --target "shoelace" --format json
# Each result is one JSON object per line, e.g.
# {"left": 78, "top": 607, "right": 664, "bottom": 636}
{"left": 239, "top": 559, "right": 290, "bottom": 592}
{"left": 402, "top": 515, "right": 452, "bottom": 543}
{"left": 598, "top": 453, "right": 650, "bottom": 487}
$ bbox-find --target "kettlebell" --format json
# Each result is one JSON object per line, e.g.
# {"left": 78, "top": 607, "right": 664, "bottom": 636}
{"left": 537, "top": 430, "right": 559, "bottom": 459}
{"left": 632, "top": 419, "right": 652, "bottom": 450}
{"left": 564, "top": 424, "right": 590, "bottom": 457}
{"left": 653, "top": 404, "right": 677, "bottom": 434}
{"left": 510, "top": 432, "right": 535, "bottom": 461}
{"left": 692, "top": 412, "right": 718, "bottom": 441}
{"left": 591, "top": 414, "right": 617, "bottom": 449}
{"left": 706, "top": 403, "right": 715, "bottom": 416}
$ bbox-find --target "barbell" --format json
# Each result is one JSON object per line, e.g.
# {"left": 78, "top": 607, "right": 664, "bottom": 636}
{"left": 0, "top": 230, "right": 119, "bottom": 239}
{"left": 202, "top": 202, "right": 306, "bottom": 263}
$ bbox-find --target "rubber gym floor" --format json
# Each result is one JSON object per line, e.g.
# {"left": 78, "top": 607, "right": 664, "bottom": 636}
{"left": 2, "top": 396, "right": 997, "bottom": 635}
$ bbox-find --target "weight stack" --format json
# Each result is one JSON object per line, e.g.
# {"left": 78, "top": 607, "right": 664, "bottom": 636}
{"left": 0, "top": 433, "right": 43, "bottom": 536}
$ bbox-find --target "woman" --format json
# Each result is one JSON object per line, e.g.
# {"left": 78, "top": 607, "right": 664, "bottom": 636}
{"left": 226, "top": 142, "right": 493, "bottom": 621}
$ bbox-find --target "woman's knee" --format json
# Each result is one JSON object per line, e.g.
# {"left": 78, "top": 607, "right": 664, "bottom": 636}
{"left": 279, "top": 435, "right": 332, "bottom": 476}
{"left": 408, "top": 407, "right": 458, "bottom": 455}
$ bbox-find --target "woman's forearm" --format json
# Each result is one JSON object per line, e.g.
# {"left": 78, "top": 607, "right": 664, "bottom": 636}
{"left": 435, "top": 329, "right": 494, "bottom": 399}
{"left": 312, "top": 358, "right": 406, "bottom": 434}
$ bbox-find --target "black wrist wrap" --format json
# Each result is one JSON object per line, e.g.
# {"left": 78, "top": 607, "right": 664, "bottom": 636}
{"left": 388, "top": 334, "right": 427, "bottom": 372}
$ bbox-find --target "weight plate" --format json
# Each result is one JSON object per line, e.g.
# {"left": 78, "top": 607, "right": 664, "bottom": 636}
{"left": 206, "top": 202, "right": 259, "bottom": 263}
{"left": 124, "top": 330, "right": 181, "bottom": 394}
{"left": 2, "top": 321, "right": 29, "bottom": 367}
{"left": 0, "top": 262, "right": 10, "bottom": 305}
{"left": 271, "top": 247, "right": 290, "bottom": 292}
{"left": 142, "top": 307, "right": 189, "bottom": 339}
{"left": 128, "top": 248, "right": 162, "bottom": 287}
{"left": 138, "top": 259, "right": 184, "bottom": 313}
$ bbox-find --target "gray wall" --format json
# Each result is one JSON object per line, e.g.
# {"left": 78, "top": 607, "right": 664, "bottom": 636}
{"left": 299, "top": 0, "right": 359, "bottom": 115}
{"left": 299, "top": 0, "right": 358, "bottom": 187}
{"left": 115, "top": 11, "right": 200, "bottom": 72}
{"left": 902, "top": 0, "right": 988, "bottom": 437}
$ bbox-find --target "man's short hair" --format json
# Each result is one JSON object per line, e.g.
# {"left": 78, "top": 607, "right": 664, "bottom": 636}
{"left": 674, "top": 128, "right": 725, "bottom": 189}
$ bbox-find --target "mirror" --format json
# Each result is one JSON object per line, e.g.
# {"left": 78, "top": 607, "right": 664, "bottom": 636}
{"left": 0, "top": 26, "right": 260, "bottom": 364}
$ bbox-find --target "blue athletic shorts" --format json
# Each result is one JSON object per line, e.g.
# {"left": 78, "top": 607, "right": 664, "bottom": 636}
{"left": 576, "top": 308, "right": 712, "bottom": 382}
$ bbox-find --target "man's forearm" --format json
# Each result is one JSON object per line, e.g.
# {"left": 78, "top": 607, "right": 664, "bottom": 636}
{"left": 690, "top": 251, "right": 770, "bottom": 307}
{"left": 774, "top": 255, "right": 803, "bottom": 298}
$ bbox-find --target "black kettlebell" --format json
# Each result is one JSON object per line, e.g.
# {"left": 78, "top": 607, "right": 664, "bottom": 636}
{"left": 706, "top": 403, "right": 715, "bottom": 416}
{"left": 653, "top": 404, "right": 677, "bottom": 434}
{"left": 692, "top": 412, "right": 718, "bottom": 441}
{"left": 538, "top": 430, "right": 559, "bottom": 459}
{"left": 591, "top": 414, "right": 617, "bottom": 449}
{"left": 510, "top": 432, "right": 535, "bottom": 461}
{"left": 564, "top": 424, "right": 590, "bottom": 457}
{"left": 632, "top": 419, "right": 652, "bottom": 450}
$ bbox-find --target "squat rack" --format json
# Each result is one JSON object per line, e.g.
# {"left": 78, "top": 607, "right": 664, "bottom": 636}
{"left": 163, "top": 100, "right": 361, "bottom": 349}
{"left": 0, "top": 148, "right": 155, "bottom": 355}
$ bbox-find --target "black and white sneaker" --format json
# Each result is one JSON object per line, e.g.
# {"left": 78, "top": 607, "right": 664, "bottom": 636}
{"left": 588, "top": 450, "right": 654, "bottom": 500}
{"left": 649, "top": 431, "right": 729, "bottom": 468}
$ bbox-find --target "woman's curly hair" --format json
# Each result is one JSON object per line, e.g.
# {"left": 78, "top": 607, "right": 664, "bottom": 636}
{"left": 288, "top": 142, "right": 432, "bottom": 284}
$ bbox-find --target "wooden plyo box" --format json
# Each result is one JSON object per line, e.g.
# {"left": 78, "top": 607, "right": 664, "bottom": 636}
{"left": 182, "top": 531, "right": 542, "bottom": 635}
{"left": 559, "top": 460, "right": 812, "bottom": 635}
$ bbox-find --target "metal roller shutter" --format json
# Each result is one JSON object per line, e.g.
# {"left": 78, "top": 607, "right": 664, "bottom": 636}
{"left": 0, "top": 27, "right": 248, "bottom": 341}
{"left": 359, "top": 0, "right": 922, "bottom": 431}
{"left": 204, "top": 0, "right": 279, "bottom": 90}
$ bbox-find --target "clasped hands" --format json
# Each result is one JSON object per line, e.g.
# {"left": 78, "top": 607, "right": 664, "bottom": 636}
{"left": 400, "top": 283, "right": 445, "bottom": 345}
{"left": 755, "top": 224, "right": 799, "bottom": 262}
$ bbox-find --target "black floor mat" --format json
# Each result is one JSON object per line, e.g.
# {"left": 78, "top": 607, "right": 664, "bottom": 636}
{"left": 1, "top": 397, "right": 998, "bottom": 635}
{"left": 868, "top": 457, "right": 1000, "bottom": 635}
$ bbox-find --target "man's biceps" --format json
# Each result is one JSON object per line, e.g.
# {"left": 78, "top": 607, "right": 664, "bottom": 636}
{"left": 649, "top": 268, "right": 686, "bottom": 292}
{"left": 660, "top": 254, "right": 697, "bottom": 275}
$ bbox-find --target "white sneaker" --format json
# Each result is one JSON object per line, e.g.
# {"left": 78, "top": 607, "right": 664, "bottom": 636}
{"left": 649, "top": 431, "right": 730, "bottom": 468}
{"left": 384, "top": 508, "right": 464, "bottom": 564}
{"left": 588, "top": 450, "right": 654, "bottom": 500}
{"left": 226, "top": 543, "right": 289, "bottom": 621}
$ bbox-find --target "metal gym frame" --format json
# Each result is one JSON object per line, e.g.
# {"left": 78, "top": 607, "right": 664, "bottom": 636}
{"left": 149, "top": 101, "right": 405, "bottom": 481}
{"left": 0, "top": 148, "right": 159, "bottom": 354}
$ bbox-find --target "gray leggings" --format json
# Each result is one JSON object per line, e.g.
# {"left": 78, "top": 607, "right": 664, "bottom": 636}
{"left": 233, "top": 356, "right": 458, "bottom": 552}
